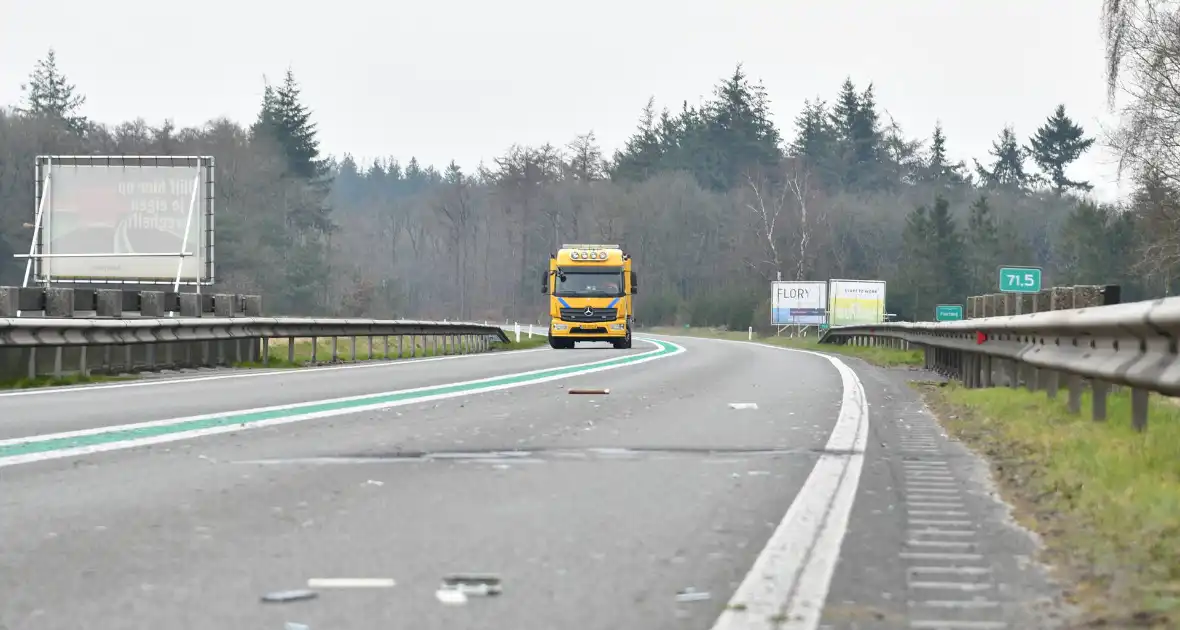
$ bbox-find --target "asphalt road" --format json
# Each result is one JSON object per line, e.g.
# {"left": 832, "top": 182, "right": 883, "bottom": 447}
{"left": 0, "top": 335, "right": 1067, "bottom": 630}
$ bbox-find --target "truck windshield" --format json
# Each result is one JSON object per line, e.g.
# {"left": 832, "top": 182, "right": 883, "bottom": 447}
{"left": 555, "top": 270, "right": 624, "bottom": 297}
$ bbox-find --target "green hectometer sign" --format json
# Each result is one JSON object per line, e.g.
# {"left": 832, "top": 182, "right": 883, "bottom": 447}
{"left": 935, "top": 304, "right": 963, "bottom": 321}
{"left": 998, "top": 266, "right": 1042, "bottom": 293}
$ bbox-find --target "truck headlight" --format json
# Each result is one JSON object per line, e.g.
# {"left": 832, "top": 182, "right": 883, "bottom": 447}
{"left": 553, "top": 323, "right": 568, "bottom": 331}
{"left": 610, "top": 323, "right": 625, "bottom": 330}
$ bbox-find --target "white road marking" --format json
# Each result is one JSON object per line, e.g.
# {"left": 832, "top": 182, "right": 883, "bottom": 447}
{"left": 306, "top": 578, "right": 396, "bottom": 588}
{"left": 0, "top": 345, "right": 551, "bottom": 398}
{"left": 706, "top": 341, "right": 869, "bottom": 630}
{"left": 0, "top": 339, "right": 685, "bottom": 468}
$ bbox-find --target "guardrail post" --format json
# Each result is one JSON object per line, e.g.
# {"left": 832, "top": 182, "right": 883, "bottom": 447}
{"left": 1131, "top": 389, "right": 1149, "bottom": 431}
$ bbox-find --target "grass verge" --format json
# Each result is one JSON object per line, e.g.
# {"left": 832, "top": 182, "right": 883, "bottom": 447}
{"left": 0, "top": 373, "right": 135, "bottom": 390}
{"left": 234, "top": 334, "right": 548, "bottom": 368}
{"left": 643, "top": 326, "right": 923, "bottom": 368}
{"left": 918, "top": 381, "right": 1180, "bottom": 628}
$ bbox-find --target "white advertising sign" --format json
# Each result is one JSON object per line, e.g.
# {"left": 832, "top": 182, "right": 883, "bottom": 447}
{"left": 828, "top": 279, "right": 887, "bottom": 326}
{"left": 771, "top": 281, "right": 827, "bottom": 325}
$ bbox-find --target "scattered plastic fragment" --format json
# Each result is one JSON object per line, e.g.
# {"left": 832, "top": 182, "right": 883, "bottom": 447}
{"left": 261, "top": 589, "right": 318, "bottom": 603}
{"left": 675, "top": 587, "right": 711, "bottom": 602}
{"left": 285, "top": 623, "right": 310, "bottom": 630}
{"left": 568, "top": 388, "right": 610, "bottom": 395}
{"left": 365, "top": 480, "right": 384, "bottom": 486}
{"left": 728, "top": 403, "right": 758, "bottom": 410}
{"left": 435, "top": 587, "right": 467, "bottom": 605}
{"left": 306, "top": 578, "right": 396, "bottom": 588}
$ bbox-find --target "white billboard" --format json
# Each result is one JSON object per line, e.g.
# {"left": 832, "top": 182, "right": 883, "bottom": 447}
{"left": 828, "top": 279, "right": 887, "bottom": 326}
{"left": 771, "top": 281, "right": 827, "bottom": 325}
{"left": 31, "top": 155, "right": 214, "bottom": 285}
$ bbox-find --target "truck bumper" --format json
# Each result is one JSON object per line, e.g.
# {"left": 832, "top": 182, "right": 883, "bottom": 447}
{"left": 550, "top": 320, "right": 627, "bottom": 339}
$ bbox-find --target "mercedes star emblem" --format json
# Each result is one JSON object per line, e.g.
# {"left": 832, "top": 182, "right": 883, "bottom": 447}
{"left": 584, "top": 307, "right": 594, "bottom": 317}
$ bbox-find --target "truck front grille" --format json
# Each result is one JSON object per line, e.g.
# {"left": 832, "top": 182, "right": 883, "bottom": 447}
{"left": 560, "top": 307, "right": 618, "bottom": 323}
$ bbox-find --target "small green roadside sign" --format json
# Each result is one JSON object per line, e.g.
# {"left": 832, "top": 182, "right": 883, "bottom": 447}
{"left": 935, "top": 304, "right": 963, "bottom": 321}
{"left": 998, "top": 266, "right": 1043, "bottom": 293}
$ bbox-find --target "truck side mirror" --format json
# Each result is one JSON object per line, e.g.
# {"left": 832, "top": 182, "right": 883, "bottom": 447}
{"left": 541, "top": 271, "right": 549, "bottom": 294}
{"left": 630, "top": 271, "right": 638, "bottom": 294}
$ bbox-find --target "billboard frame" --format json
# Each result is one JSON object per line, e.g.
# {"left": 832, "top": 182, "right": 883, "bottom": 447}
{"left": 20, "top": 155, "right": 215, "bottom": 290}
{"left": 770, "top": 280, "right": 828, "bottom": 327}
{"left": 827, "top": 278, "right": 888, "bottom": 327}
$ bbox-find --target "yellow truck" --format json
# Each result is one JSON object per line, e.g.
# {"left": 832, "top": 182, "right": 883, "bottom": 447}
{"left": 542, "top": 243, "right": 637, "bottom": 349}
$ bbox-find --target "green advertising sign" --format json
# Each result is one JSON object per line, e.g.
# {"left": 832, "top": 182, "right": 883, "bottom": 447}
{"left": 935, "top": 304, "right": 963, "bottom": 321}
{"left": 998, "top": 266, "right": 1043, "bottom": 293}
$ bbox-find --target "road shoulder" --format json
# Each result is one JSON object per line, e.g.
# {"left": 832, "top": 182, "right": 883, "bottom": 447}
{"left": 819, "top": 357, "right": 1079, "bottom": 630}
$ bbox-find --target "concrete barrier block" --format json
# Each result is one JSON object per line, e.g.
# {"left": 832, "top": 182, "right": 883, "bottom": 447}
{"left": 1003, "top": 294, "right": 1017, "bottom": 316}
{"left": 96, "top": 289, "right": 123, "bottom": 317}
{"left": 46, "top": 288, "right": 75, "bottom": 318}
{"left": 0, "top": 287, "right": 16, "bottom": 317}
{"left": 1074, "top": 285, "right": 1103, "bottom": 308}
{"left": 140, "top": 291, "right": 166, "bottom": 317}
{"left": 180, "top": 294, "right": 201, "bottom": 317}
{"left": 1035, "top": 289, "right": 1053, "bottom": 312}
{"left": 1020, "top": 293, "right": 1034, "bottom": 314}
{"left": 1051, "top": 286, "right": 1075, "bottom": 311}
{"left": 982, "top": 294, "right": 998, "bottom": 317}
{"left": 213, "top": 294, "right": 234, "bottom": 317}
{"left": 243, "top": 295, "right": 263, "bottom": 316}
{"left": 967, "top": 296, "right": 979, "bottom": 319}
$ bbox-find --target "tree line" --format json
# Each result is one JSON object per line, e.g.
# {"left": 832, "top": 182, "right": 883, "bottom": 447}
{"left": 0, "top": 47, "right": 1170, "bottom": 329}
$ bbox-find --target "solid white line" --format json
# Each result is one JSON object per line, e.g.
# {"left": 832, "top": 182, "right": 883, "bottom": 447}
{"left": 708, "top": 341, "right": 869, "bottom": 630}
{"left": 0, "top": 338, "right": 685, "bottom": 468}
{"left": 0, "top": 346, "right": 550, "bottom": 399}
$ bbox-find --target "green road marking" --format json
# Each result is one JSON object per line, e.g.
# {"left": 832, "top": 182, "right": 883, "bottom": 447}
{"left": 0, "top": 339, "right": 679, "bottom": 460}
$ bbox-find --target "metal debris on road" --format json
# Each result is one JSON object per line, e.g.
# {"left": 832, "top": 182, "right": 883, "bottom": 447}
{"left": 728, "top": 403, "right": 759, "bottom": 410}
{"left": 675, "top": 587, "right": 712, "bottom": 602}
{"left": 442, "top": 574, "right": 503, "bottom": 596}
{"left": 568, "top": 388, "right": 610, "bottom": 395}
{"left": 260, "top": 589, "right": 318, "bottom": 603}
{"left": 306, "top": 578, "right": 396, "bottom": 588}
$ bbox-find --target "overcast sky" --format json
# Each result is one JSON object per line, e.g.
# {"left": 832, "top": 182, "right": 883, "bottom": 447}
{"left": 1, "top": 0, "right": 1127, "bottom": 202}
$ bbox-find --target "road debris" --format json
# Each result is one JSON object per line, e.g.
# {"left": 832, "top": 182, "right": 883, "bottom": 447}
{"left": 728, "top": 403, "right": 759, "bottom": 410}
{"left": 306, "top": 578, "right": 396, "bottom": 588}
{"left": 435, "top": 587, "right": 468, "bottom": 605}
{"left": 442, "top": 573, "right": 503, "bottom": 596}
{"left": 284, "top": 623, "right": 310, "bottom": 630}
{"left": 675, "top": 587, "right": 711, "bottom": 602}
{"left": 568, "top": 388, "right": 610, "bottom": 395}
{"left": 364, "top": 479, "right": 384, "bottom": 486}
{"left": 260, "top": 589, "right": 318, "bottom": 603}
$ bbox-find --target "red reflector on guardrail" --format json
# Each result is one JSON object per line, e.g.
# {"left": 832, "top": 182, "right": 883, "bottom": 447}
{"left": 977, "top": 331, "right": 987, "bottom": 344}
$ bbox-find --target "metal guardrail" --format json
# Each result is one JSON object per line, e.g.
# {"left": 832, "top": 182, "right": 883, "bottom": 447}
{"left": 0, "top": 317, "right": 510, "bottom": 382}
{"left": 818, "top": 293, "right": 1180, "bottom": 432}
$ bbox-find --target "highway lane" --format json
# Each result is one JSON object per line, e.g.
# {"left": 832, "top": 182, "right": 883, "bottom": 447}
{"left": 0, "top": 335, "right": 852, "bottom": 630}
{"left": 0, "top": 341, "right": 638, "bottom": 440}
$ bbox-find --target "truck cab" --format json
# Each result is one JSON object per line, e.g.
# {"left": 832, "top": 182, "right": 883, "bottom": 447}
{"left": 542, "top": 244, "right": 637, "bottom": 349}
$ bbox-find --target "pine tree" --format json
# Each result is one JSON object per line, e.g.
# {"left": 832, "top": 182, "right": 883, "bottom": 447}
{"left": 974, "top": 126, "right": 1029, "bottom": 189}
{"left": 788, "top": 98, "right": 834, "bottom": 159}
{"left": 702, "top": 64, "right": 784, "bottom": 191}
{"left": 1027, "top": 104, "right": 1095, "bottom": 194}
{"left": 1055, "top": 201, "right": 1112, "bottom": 283}
{"left": 18, "top": 49, "right": 88, "bottom": 133}
{"left": 927, "top": 195, "right": 968, "bottom": 300}
{"left": 923, "top": 122, "right": 967, "bottom": 184}
{"left": 966, "top": 195, "right": 1000, "bottom": 293}
{"left": 609, "top": 97, "right": 664, "bottom": 182}
{"left": 900, "top": 204, "right": 935, "bottom": 319}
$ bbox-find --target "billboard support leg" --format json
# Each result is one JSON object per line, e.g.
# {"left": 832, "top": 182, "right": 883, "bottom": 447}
{"left": 22, "top": 171, "right": 51, "bottom": 290}
{"left": 173, "top": 171, "right": 201, "bottom": 294}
